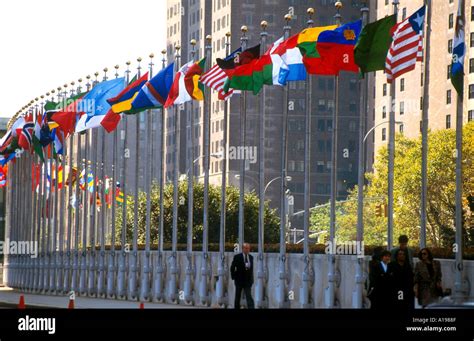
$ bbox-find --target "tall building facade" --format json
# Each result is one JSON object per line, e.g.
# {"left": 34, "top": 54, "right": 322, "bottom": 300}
{"left": 165, "top": 0, "right": 367, "bottom": 228}
{"left": 368, "top": 0, "right": 474, "bottom": 167}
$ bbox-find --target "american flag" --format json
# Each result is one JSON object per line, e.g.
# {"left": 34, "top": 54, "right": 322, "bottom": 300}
{"left": 200, "top": 64, "right": 234, "bottom": 100}
{"left": 385, "top": 6, "right": 426, "bottom": 83}
{"left": 200, "top": 47, "right": 241, "bottom": 101}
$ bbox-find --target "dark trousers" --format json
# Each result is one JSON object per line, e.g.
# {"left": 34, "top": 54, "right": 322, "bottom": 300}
{"left": 234, "top": 285, "right": 255, "bottom": 309}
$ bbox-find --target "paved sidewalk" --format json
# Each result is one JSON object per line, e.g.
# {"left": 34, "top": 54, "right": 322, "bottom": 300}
{"left": 0, "top": 287, "right": 201, "bottom": 309}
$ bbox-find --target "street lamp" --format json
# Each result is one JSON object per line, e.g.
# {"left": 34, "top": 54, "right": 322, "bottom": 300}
{"left": 180, "top": 153, "right": 222, "bottom": 181}
{"left": 234, "top": 174, "right": 292, "bottom": 195}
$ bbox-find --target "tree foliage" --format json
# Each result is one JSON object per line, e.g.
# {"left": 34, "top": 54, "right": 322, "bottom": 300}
{"left": 115, "top": 181, "right": 280, "bottom": 246}
{"left": 310, "top": 122, "right": 474, "bottom": 248}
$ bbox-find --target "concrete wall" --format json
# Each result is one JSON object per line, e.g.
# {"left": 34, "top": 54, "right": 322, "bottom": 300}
{"left": 6, "top": 250, "right": 471, "bottom": 308}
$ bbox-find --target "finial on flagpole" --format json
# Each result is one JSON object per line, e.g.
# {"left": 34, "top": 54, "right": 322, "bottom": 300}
{"left": 126, "top": 61, "right": 131, "bottom": 83}
{"left": 190, "top": 39, "right": 196, "bottom": 59}
{"left": 94, "top": 72, "right": 99, "bottom": 86}
{"left": 86, "top": 75, "right": 91, "bottom": 91}
{"left": 149, "top": 54, "right": 154, "bottom": 75}
{"left": 335, "top": 1, "right": 343, "bottom": 24}
{"left": 70, "top": 81, "right": 75, "bottom": 96}
{"left": 78, "top": 78, "right": 83, "bottom": 93}
{"left": 307, "top": 8, "right": 315, "bottom": 27}
{"left": 284, "top": 13, "right": 292, "bottom": 23}
{"left": 114, "top": 65, "right": 120, "bottom": 79}
{"left": 137, "top": 57, "right": 142, "bottom": 77}
{"left": 103, "top": 67, "right": 108, "bottom": 81}
{"left": 161, "top": 50, "right": 166, "bottom": 69}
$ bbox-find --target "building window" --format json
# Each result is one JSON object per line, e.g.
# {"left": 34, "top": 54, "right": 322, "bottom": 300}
{"left": 472, "top": 6, "right": 474, "bottom": 21}
{"left": 349, "top": 120, "right": 357, "bottom": 132}
{"left": 318, "top": 140, "right": 325, "bottom": 153}
{"left": 448, "top": 39, "right": 453, "bottom": 54}
{"left": 400, "top": 102, "right": 405, "bottom": 115}
{"left": 421, "top": 72, "right": 424, "bottom": 86}
{"left": 420, "top": 97, "right": 424, "bottom": 110}
{"left": 447, "top": 65, "right": 452, "bottom": 79}
{"left": 318, "top": 99, "right": 326, "bottom": 111}
{"left": 470, "top": 84, "right": 474, "bottom": 99}
{"left": 447, "top": 90, "right": 452, "bottom": 104}
{"left": 446, "top": 115, "right": 451, "bottom": 129}
{"left": 471, "top": 32, "right": 474, "bottom": 48}
{"left": 468, "top": 110, "right": 474, "bottom": 122}
{"left": 449, "top": 14, "right": 454, "bottom": 29}
{"left": 382, "top": 128, "right": 387, "bottom": 141}
{"left": 402, "top": 7, "right": 407, "bottom": 21}
{"left": 318, "top": 79, "right": 325, "bottom": 90}
{"left": 470, "top": 59, "right": 474, "bottom": 74}
{"left": 383, "top": 83, "right": 387, "bottom": 96}
{"left": 400, "top": 78, "right": 405, "bottom": 92}
{"left": 382, "top": 106, "right": 387, "bottom": 119}
{"left": 399, "top": 124, "right": 404, "bottom": 134}
{"left": 317, "top": 119, "right": 325, "bottom": 132}
{"left": 349, "top": 101, "right": 357, "bottom": 112}
{"left": 316, "top": 161, "right": 325, "bottom": 173}
{"left": 327, "top": 119, "right": 333, "bottom": 132}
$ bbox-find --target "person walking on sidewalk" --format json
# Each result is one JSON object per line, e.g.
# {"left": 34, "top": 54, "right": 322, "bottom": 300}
{"left": 231, "top": 243, "right": 255, "bottom": 309}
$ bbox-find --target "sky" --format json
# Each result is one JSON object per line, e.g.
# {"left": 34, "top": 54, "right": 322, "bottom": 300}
{"left": 0, "top": 0, "right": 167, "bottom": 118}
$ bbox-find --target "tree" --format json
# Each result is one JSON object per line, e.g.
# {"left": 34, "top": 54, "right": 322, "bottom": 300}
{"left": 115, "top": 181, "right": 280, "bottom": 246}
{"left": 310, "top": 122, "right": 474, "bottom": 248}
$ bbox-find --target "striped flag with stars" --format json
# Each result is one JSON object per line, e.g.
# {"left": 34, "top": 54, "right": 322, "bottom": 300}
{"left": 385, "top": 6, "right": 425, "bottom": 83}
{"left": 200, "top": 48, "right": 241, "bottom": 101}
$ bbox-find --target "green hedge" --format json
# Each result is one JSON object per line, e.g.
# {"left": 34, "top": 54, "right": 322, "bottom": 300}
{"left": 90, "top": 243, "right": 474, "bottom": 260}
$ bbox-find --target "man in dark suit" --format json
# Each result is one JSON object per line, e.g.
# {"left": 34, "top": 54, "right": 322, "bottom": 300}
{"left": 230, "top": 243, "right": 255, "bottom": 309}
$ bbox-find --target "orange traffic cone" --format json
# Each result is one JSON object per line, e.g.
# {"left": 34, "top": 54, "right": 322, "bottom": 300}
{"left": 139, "top": 302, "right": 144, "bottom": 309}
{"left": 18, "top": 295, "right": 26, "bottom": 309}
{"left": 68, "top": 298, "right": 75, "bottom": 309}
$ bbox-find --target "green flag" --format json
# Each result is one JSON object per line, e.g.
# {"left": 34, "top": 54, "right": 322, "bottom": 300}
{"left": 354, "top": 15, "right": 396, "bottom": 74}
{"left": 44, "top": 101, "right": 59, "bottom": 111}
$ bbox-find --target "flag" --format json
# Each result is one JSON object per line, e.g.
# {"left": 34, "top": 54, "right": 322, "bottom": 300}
{"left": 44, "top": 101, "right": 59, "bottom": 112}
{"left": 11, "top": 116, "right": 25, "bottom": 137}
{"left": 115, "top": 182, "right": 124, "bottom": 205}
{"left": 451, "top": 0, "right": 466, "bottom": 95}
{"left": 311, "top": 20, "right": 362, "bottom": 75}
{"left": 107, "top": 73, "right": 149, "bottom": 114}
{"left": 130, "top": 63, "right": 174, "bottom": 112}
{"left": 268, "top": 35, "right": 307, "bottom": 84}
{"left": 0, "top": 129, "right": 12, "bottom": 153}
{"left": 100, "top": 74, "right": 149, "bottom": 133}
{"left": 51, "top": 92, "right": 87, "bottom": 136}
{"left": 200, "top": 48, "right": 241, "bottom": 100}
{"left": 18, "top": 115, "right": 34, "bottom": 151}
{"left": 164, "top": 58, "right": 206, "bottom": 108}
{"left": 75, "top": 78, "right": 126, "bottom": 132}
{"left": 220, "top": 45, "right": 261, "bottom": 93}
{"left": 66, "top": 166, "right": 78, "bottom": 186}
{"left": 218, "top": 44, "right": 260, "bottom": 73}
{"left": 386, "top": 6, "right": 425, "bottom": 83}
{"left": 0, "top": 153, "right": 15, "bottom": 167}
{"left": 51, "top": 128, "right": 63, "bottom": 155}
{"left": 297, "top": 25, "right": 338, "bottom": 73}
{"left": 32, "top": 113, "right": 44, "bottom": 161}
{"left": 354, "top": 15, "right": 397, "bottom": 74}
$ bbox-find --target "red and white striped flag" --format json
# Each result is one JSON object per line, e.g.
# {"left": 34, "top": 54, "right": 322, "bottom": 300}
{"left": 200, "top": 64, "right": 234, "bottom": 101}
{"left": 385, "top": 6, "right": 425, "bottom": 83}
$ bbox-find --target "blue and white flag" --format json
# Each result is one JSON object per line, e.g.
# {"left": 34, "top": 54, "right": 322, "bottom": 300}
{"left": 75, "top": 77, "right": 125, "bottom": 132}
{"left": 451, "top": 0, "right": 465, "bottom": 95}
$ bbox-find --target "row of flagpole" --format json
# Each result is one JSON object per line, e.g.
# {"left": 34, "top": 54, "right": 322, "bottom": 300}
{"left": 2, "top": 0, "right": 467, "bottom": 306}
